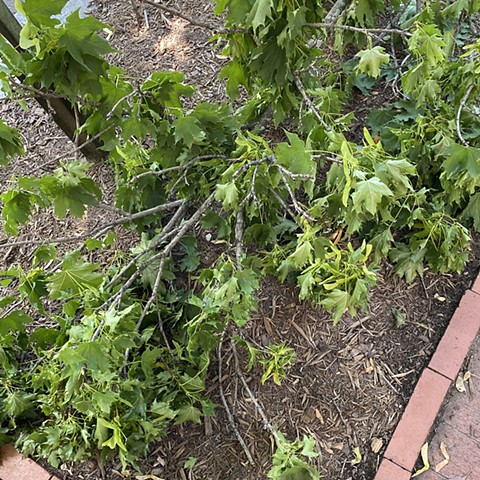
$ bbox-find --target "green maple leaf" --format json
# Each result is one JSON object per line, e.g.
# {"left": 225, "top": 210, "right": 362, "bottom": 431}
{"left": 14, "top": 0, "right": 64, "bottom": 27}
{"left": 389, "top": 244, "right": 426, "bottom": 283}
{"left": 289, "top": 241, "right": 313, "bottom": 268}
{"left": 214, "top": 0, "right": 253, "bottom": 22}
{"left": 246, "top": 0, "right": 273, "bottom": 30}
{"left": 58, "top": 11, "right": 113, "bottom": 70}
{"left": 355, "top": 46, "right": 390, "bottom": 78}
{"left": 142, "top": 71, "right": 195, "bottom": 108}
{"left": 4, "top": 391, "right": 35, "bottom": 417}
{"left": 46, "top": 161, "right": 102, "bottom": 218}
{"left": 320, "top": 289, "right": 349, "bottom": 325}
{"left": 0, "top": 120, "right": 24, "bottom": 166}
{"left": 215, "top": 182, "right": 239, "bottom": 210}
{"left": 354, "top": 0, "right": 384, "bottom": 26}
{"left": 219, "top": 62, "right": 248, "bottom": 100}
{"left": 462, "top": 193, "right": 480, "bottom": 232}
{"left": 416, "top": 78, "right": 440, "bottom": 105}
{"left": 175, "top": 404, "right": 202, "bottom": 424}
{"left": 352, "top": 177, "right": 393, "bottom": 215}
{"left": 1, "top": 190, "right": 33, "bottom": 236}
{"left": 275, "top": 132, "right": 316, "bottom": 197}
{"left": 48, "top": 253, "right": 103, "bottom": 298}
{"left": 0, "top": 310, "right": 32, "bottom": 336}
{"left": 76, "top": 342, "right": 111, "bottom": 371}
{"left": 409, "top": 24, "right": 446, "bottom": 65}
{"left": 0, "top": 35, "right": 26, "bottom": 73}
{"left": 173, "top": 116, "right": 206, "bottom": 148}
{"left": 442, "top": 144, "right": 480, "bottom": 180}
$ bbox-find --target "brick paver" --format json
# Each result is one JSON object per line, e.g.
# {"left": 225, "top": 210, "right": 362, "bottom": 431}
{"left": 374, "top": 458, "right": 411, "bottom": 480}
{"left": 470, "top": 275, "right": 480, "bottom": 296}
{"left": 374, "top": 274, "right": 480, "bottom": 480}
{"left": 416, "top": 422, "right": 480, "bottom": 479}
{"left": 416, "top": 332, "right": 480, "bottom": 479}
{"left": 428, "top": 290, "right": 480, "bottom": 381}
{"left": 0, "top": 444, "right": 57, "bottom": 480}
{"left": 383, "top": 368, "right": 451, "bottom": 470}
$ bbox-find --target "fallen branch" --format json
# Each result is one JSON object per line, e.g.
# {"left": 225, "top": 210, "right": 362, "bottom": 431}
{"left": 106, "top": 202, "right": 188, "bottom": 289}
{"left": 235, "top": 207, "right": 244, "bottom": 267}
{"left": 0, "top": 200, "right": 184, "bottom": 249}
{"left": 105, "top": 193, "right": 215, "bottom": 308}
{"left": 30, "top": 120, "right": 118, "bottom": 173}
{"left": 130, "top": 155, "right": 231, "bottom": 183}
{"left": 324, "top": 0, "right": 349, "bottom": 24}
{"left": 278, "top": 168, "right": 315, "bottom": 222}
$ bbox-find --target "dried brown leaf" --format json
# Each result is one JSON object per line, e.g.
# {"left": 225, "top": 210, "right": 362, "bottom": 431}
{"left": 370, "top": 437, "right": 383, "bottom": 453}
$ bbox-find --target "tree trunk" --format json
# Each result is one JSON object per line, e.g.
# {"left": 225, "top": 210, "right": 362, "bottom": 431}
{"left": 0, "top": 0, "right": 21, "bottom": 46}
{"left": 0, "top": 0, "right": 102, "bottom": 159}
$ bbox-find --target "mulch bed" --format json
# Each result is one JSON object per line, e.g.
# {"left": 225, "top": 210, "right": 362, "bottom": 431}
{"left": 1, "top": 1, "right": 479, "bottom": 479}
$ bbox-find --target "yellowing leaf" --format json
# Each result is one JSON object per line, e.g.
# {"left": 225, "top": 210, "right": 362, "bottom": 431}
{"left": 215, "top": 182, "right": 239, "bottom": 210}
{"left": 435, "top": 441, "right": 450, "bottom": 472}
{"left": 355, "top": 46, "right": 390, "bottom": 78}
{"left": 246, "top": 0, "right": 273, "bottom": 31}
{"left": 412, "top": 442, "right": 430, "bottom": 477}
{"left": 371, "top": 437, "right": 383, "bottom": 453}
{"left": 455, "top": 373, "right": 466, "bottom": 393}
{"left": 351, "top": 446, "right": 362, "bottom": 465}
{"left": 352, "top": 177, "right": 393, "bottom": 215}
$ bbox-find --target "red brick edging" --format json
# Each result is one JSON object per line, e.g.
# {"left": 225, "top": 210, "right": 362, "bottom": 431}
{"left": 0, "top": 444, "right": 59, "bottom": 480}
{"left": 374, "top": 275, "right": 480, "bottom": 480}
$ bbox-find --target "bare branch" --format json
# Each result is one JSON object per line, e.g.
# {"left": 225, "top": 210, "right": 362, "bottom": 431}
{"left": 324, "top": 0, "right": 349, "bottom": 24}
{"left": 141, "top": 0, "right": 249, "bottom": 34}
{"left": 293, "top": 74, "right": 332, "bottom": 132}
{"left": 278, "top": 168, "right": 315, "bottom": 222}
{"left": 218, "top": 332, "right": 255, "bottom": 465}
{"left": 130, "top": 0, "right": 143, "bottom": 27}
{"left": 30, "top": 120, "right": 118, "bottom": 173}
{"left": 106, "top": 202, "right": 188, "bottom": 289}
{"left": 105, "top": 193, "right": 215, "bottom": 306}
{"left": 231, "top": 340, "right": 281, "bottom": 442}
{"left": 306, "top": 22, "right": 412, "bottom": 37}
{"left": 268, "top": 188, "right": 300, "bottom": 224}
{"left": 235, "top": 207, "right": 244, "bottom": 267}
{"left": 0, "top": 200, "right": 184, "bottom": 249}
{"left": 130, "top": 155, "right": 231, "bottom": 183}
{"left": 106, "top": 89, "right": 137, "bottom": 120}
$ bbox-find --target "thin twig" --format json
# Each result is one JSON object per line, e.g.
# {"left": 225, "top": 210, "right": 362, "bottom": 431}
{"left": 130, "top": 0, "right": 143, "bottom": 27}
{"left": 30, "top": 121, "right": 118, "bottom": 173}
{"left": 268, "top": 188, "right": 300, "bottom": 224}
{"left": 130, "top": 155, "right": 231, "bottom": 183}
{"left": 106, "top": 203, "right": 188, "bottom": 289}
{"left": 293, "top": 74, "right": 331, "bottom": 132}
{"left": 218, "top": 332, "right": 255, "bottom": 465}
{"left": 0, "top": 200, "right": 184, "bottom": 249}
{"left": 106, "top": 90, "right": 137, "bottom": 120}
{"left": 305, "top": 22, "right": 412, "bottom": 37}
{"left": 231, "top": 340, "right": 281, "bottom": 442}
{"left": 105, "top": 193, "right": 215, "bottom": 307}
{"left": 141, "top": 0, "right": 249, "bottom": 34}
{"left": 456, "top": 84, "right": 474, "bottom": 147}
{"left": 324, "top": 0, "right": 349, "bottom": 24}
{"left": 278, "top": 169, "right": 315, "bottom": 222}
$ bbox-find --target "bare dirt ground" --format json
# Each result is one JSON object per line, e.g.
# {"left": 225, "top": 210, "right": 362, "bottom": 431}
{"left": 1, "top": 1, "right": 480, "bottom": 480}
